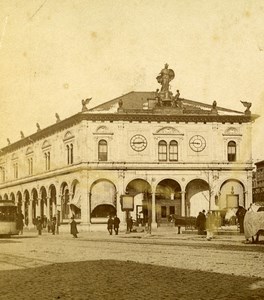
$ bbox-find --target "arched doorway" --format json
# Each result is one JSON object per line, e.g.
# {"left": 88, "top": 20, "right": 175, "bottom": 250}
{"left": 31, "top": 188, "right": 38, "bottom": 224}
{"left": 90, "top": 180, "right": 116, "bottom": 223}
{"left": 10, "top": 192, "right": 15, "bottom": 203}
{"left": 61, "top": 182, "right": 70, "bottom": 220}
{"left": 185, "top": 179, "right": 210, "bottom": 217}
{"left": 49, "top": 184, "right": 57, "bottom": 220}
{"left": 155, "top": 179, "right": 181, "bottom": 225}
{"left": 219, "top": 180, "right": 245, "bottom": 209}
{"left": 70, "top": 180, "right": 81, "bottom": 219}
{"left": 16, "top": 191, "right": 22, "bottom": 212}
{"left": 125, "top": 179, "right": 151, "bottom": 225}
{"left": 40, "top": 187, "right": 47, "bottom": 219}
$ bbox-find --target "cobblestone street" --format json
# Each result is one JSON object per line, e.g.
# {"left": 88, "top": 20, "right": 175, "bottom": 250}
{"left": 0, "top": 230, "right": 264, "bottom": 299}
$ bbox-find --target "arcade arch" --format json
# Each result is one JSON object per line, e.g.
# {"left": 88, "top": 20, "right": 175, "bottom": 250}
{"left": 219, "top": 179, "right": 245, "bottom": 209}
{"left": 90, "top": 179, "right": 117, "bottom": 223}
{"left": 155, "top": 179, "right": 181, "bottom": 224}
{"left": 185, "top": 179, "right": 210, "bottom": 217}
{"left": 125, "top": 179, "right": 151, "bottom": 224}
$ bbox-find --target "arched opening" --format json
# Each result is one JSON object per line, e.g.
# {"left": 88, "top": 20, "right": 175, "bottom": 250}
{"left": 61, "top": 182, "right": 70, "bottom": 220}
{"left": 155, "top": 179, "right": 181, "bottom": 225}
{"left": 40, "top": 187, "right": 47, "bottom": 221}
{"left": 49, "top": 184, "right": 57, "bottom": 220}
{"left": 31, "top": 188, "right": 38, "bottom": 224}
{"left": 219, "top": 180, "right": 245, "bottom": 210}
{"left": 90, "top": 180, "right": 116, "bottom": 223}
{"left": 70, "top": 180, "right": 81, "bottom": 220}
{"left": 10, "top": 192, "right": 15, "bottom": 203}
{"left": 16, "top": 191, "right": 22, "bottom": 212}
{"left": 125, "top": 179, "right": 151, "bottom": 225}
{"left": 3, "top": 193, "right": 8, "bottom": 201}
{"left": 185, "top": 179, "right": 210, "bottom": 217}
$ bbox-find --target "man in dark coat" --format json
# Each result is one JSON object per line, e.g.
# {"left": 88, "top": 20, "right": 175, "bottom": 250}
{"left": 107, "top": 216, "right": 114, "bottom": 235}
{"left": 70, "top": 216, "right": 78, "bottom": 238}
{"left": 16, "top": 211, "right": 24, "bottom": 235}
{"left": 113, "top": 215, "right": 120, "bottom": 235}
{"left": 236, "top": 206, "right": 247, "bottom": 233}
{"left": 196, "top": 210, "right": 206, "bottom": 235}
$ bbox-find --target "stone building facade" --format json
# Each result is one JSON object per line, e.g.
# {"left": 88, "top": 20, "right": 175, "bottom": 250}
{"left": 0, "top": 70, "right": 258, "bottom": 231}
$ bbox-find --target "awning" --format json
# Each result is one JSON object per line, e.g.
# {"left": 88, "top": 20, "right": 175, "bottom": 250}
{"left": 70, "top": 190, "right": 81, "bottom": 209}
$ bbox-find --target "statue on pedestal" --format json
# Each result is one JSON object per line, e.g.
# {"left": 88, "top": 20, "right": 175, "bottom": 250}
{"left": 156, "top": 63, "right": 175, "bottom": 93}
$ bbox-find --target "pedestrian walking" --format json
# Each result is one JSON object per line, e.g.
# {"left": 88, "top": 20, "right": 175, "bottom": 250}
{"left": 127, "top": 216, "right": 133, "bottom": 232}
{"left": 236, "top": 206, "right": 247, "bottom": 233}
{"left": 16, "top": 210, "right": 24, "bottom": 235}
{"left": 196, "top": 210, "right": 206, "bottom": 235}
{"left": 107, "top": 216, "right": 114, "bottom": 235}
{"left": 51, "top": 216, "right": 56, "bottom": 235}
{"left": 36, "top": 216, "right": 43, "bottom": 235}
{"left": 206, "top": 211, "right": 216, "bottom": 241}
{"left": 70, "top": 216, "right": 78, "bottom": 238}
{"left": 113, "top": 215, "right": 120, "bottom": 235}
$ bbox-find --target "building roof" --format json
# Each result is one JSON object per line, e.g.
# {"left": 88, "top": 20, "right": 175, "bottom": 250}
{"left": 90, "top": 91, "right": 244, "bottom": 115}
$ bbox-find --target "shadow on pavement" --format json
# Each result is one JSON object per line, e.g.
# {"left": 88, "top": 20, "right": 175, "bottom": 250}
{"left": 0, "top": 260, "right": 263, "bottom": 300}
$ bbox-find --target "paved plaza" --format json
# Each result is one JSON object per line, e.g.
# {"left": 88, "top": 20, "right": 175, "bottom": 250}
{"left": 0, "top": 229, "right": 264, "bottom": 300}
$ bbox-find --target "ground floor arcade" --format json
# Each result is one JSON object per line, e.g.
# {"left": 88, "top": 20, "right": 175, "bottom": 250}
{"left": 0, "top": 168, "right": 252, "bottom": 231}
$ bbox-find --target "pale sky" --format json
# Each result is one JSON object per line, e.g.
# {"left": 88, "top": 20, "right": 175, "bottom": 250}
{"left": 0, "top": 0, "right": 264, "bottom": 160}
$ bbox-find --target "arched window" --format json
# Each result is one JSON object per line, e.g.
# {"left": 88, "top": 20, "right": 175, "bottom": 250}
{"left": 66, "top": 144, "right": 74, "bottom": 165}
{"left": 169, "top": 140, "right": 178, "bottom": 161}
{"left": 98, "top": 140, "right": 108, "bottom": 161}
{"left": 158, "top": 140, "right": 167, "bottom": 161}
{"left": 228, "top": 141, "right": 236, "bottom": 162}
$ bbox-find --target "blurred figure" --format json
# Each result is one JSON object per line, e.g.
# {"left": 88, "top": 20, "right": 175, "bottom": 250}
{"left": 107, "top": 216, "right": 114, "bottom": 235}
{"left": 70, "top": 216, "right": 78, "bottom": 238}
{"left": 236, "top": 206, "right": 247, "bottom": 233}
{"left": 206, "top": 211, "right": 215, "bottom": 241}
{"left": 196, "top": 210, "right": 206, "bottom": 235}
{"left": 127, "top": 216, "right": 133, "bottom": 232}
{"left": 16, "top": 210, "right": 24, "bottom": 235}
{"left": 36, "top": 216, "right": 43, "bottom": 235}
{"left": 51, "top": 216, "right": 56, "bottom": 235}
{"left": 113, "top": 215, "right": 120, "bottom": 235}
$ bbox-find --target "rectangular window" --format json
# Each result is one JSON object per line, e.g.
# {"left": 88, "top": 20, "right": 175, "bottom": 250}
{"left": 13, "top": 163, "right": 18, "bottom": 179}
{"left": 161, "top": 206, "right": 167, "bottom": 218}
{"left": 98, "top": 140, "right": 108, "bottom": 161}
{"left": 158, "top": 141, "right": 167, "bottom": 161}
{"left": 169, "top": 141, "right": 178, "bottom": 161}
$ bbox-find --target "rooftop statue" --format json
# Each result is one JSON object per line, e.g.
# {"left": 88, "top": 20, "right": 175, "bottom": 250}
{"left": 156, "top": 63, "right": 175, "bottom": 92}
{"left": 20, "top": 131, "right": 25, "bottom": 139}
{"left": 240, "top": 100, "right": 252, "bottom": 115}
{"left": 36, "top": 123, "right": 41, "bottom": 132}
{"left": 82, "top": 98, "right": 92, "bottom": 112}
{"left": 55, "top": 113, "right": 61, "bottom": 123}
{"left": 7, "top": 138, "right": 10, "bottom": 145}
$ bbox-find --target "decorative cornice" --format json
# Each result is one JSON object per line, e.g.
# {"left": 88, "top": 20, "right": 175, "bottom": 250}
{"left": 0, "top": 111, "right": 258, "bottom": 155}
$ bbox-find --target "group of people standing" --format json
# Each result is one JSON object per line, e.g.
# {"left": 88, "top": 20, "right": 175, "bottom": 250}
{"left": 107, "top": 215, "right": 121, "bottom": 235}
{"left": 196, "top": 210, "right": 218, "bottom": 241}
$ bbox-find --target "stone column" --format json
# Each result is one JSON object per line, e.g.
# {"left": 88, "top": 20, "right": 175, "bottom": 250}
{"left": 151, "top": 191, "right": 157, "bottom": 230}
{"left": 28, "top": 199, "right": 33, "bottom": 228}
{"left": 21, "top": 200, "right": 25, "bottom": 216}
{"left": 36, "top": 198, "right": 41, "bottom": 217}
{"left": 47, "top": 197, "right": 51, "bottom": 220}
{"left": 181, "top": 191, "right": 186, "bottom": 216}
{"left": 245, "top": 171, "right": 253, "bottom": 209}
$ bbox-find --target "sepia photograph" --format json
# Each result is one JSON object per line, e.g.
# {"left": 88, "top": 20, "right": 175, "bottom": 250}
{"left": 0, "top": 0, "right": 264, "bottom": 299}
